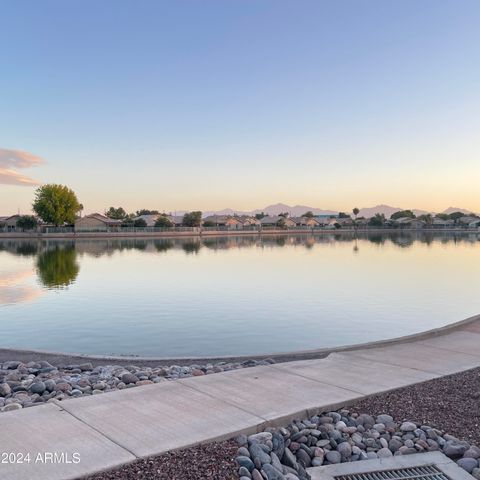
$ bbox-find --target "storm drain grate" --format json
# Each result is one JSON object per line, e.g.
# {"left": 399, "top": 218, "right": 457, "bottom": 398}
{"left": 334, "top": 465, "right": 451, "bottom": 480}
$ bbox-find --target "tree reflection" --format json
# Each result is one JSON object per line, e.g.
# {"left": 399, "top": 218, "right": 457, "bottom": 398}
{"left": 36, "top": 246, "right": 80, "bottom": 289}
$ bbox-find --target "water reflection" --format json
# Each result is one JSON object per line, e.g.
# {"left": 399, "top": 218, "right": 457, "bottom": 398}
{"left": 36, "top": 245, "right": 80, "bottom": 289}
{"left": 0, "top": 269, "right": 44, "bottom": 305}
{"left": 0, "top": 231, "right": 479, "bottom": 306}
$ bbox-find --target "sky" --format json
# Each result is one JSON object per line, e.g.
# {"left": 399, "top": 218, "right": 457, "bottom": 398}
{"left": 1, "top": 0, "right": 479, "bottom": 215}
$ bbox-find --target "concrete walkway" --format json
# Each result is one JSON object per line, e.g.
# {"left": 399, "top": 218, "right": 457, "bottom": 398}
{"left": 1, "top": 317, "right": 480, "bottom": 480}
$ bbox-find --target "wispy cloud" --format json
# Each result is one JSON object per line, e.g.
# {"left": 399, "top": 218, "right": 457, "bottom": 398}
{"left": 0, "top": 148, "right": 44, "bottom": 186}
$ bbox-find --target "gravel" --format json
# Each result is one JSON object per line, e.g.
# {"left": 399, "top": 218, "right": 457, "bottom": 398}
{"left": 350, "top": 366, "right": 480, "bottom": 445}
{"left": 86, "top": 440, "right": 238, "bottom": 480}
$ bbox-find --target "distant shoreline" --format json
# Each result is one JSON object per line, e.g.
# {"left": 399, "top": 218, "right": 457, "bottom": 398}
{"left": 0, "top": 227, "right": 478, "bottom": 240}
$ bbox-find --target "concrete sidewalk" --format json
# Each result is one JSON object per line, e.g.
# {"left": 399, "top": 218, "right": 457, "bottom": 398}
{"left": 1, "top": 318, "right": 479, "bottom": 480}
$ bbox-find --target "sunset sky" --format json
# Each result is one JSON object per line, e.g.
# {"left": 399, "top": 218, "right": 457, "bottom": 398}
{"left": 1, "top": 0, "right": 479, "bottom": 215}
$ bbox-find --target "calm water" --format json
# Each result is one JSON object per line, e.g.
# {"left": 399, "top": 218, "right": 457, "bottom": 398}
{"left": 1, "top": 233, "right": 479, "bottom": 357}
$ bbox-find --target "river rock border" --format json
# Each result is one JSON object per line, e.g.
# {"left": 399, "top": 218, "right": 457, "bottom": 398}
{"left": 235, "top": 409, "right": 480, "bottom": 480}
{"left": 0, "top": 358, "right": 275, "bottom": 412}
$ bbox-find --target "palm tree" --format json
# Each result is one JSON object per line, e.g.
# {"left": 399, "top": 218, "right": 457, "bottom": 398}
{"left": 352, "top": 207, "right": 359, "bottom": 219}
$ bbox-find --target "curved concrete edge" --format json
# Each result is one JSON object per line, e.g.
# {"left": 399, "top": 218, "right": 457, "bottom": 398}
{"left": 0, "top": 313, "right": 479, "bottom": 366}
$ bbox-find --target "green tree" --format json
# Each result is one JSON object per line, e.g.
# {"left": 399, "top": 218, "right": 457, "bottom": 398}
{"left": 136, "top": 209, "right": 159, "bottom": 216}
{"left": 105, "top": 207, "right": 127, "bottom": 220}
{"left": 338, "top": 212, "right": 350, "bottom": 218}
{"left": 301, "top": 211, "right": 314, "bottom": 218}
{"left": 448, "top": 211, "right": 466, "bottom": 223}
{"left": 435, "top": 213, "right": 450, "bottom": 220}
{"left": 16, "top": 215, "right": 38, "bottom": 231}
{"left": 32, "top": 184, "right": 82, "bottom": 226}
{"left": 352, "top": 207, "right": 360, "bottom": 219}
{"left": 276, "top": 218, "right": 288, "bottom": 229}
{"left": 369, "top": 213, "right": 386, "bottom": 227}
{"left": 202, "top": 220, "right": 215, "bottom": 227}
{"left": 154, "top": 215, "right": 173, "bottom": 228}
{"left": 417, "top": 214, "right": 433, "bottom": 224}
{"left": 255, "top": 212, "right": 266, "bottom": 220}
{"left": 391, "top": 210, "right": 416, "bottom": 220}
{"left": 182, "top": 211, "right": 202, "bottom": 227}
{"left": 36, "top": 246, "right": 79, "bottom": 289}
{"left": 133, "top": 218, "right": 147, "bottom": 227}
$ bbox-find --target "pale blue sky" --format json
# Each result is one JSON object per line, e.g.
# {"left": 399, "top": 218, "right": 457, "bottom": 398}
{"left": 1, "top": 0, "right": 479, "bottom": 214}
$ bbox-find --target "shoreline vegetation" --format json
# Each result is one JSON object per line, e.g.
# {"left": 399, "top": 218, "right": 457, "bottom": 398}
{"left": 1, "top": 226, "right": 480, "bottom": 239}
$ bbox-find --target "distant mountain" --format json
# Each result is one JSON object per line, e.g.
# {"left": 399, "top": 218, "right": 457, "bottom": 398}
{"left": 177, "top": 203, "right": 476, "bottom": 219}
{"left": 204, "top": 203, "right": 338, "bottom": 217}
{"left": 357, "top": 204, "right": 402, "bottom": 218}
{"left": 442, "top": 207, "right": 475, "bottom": 215}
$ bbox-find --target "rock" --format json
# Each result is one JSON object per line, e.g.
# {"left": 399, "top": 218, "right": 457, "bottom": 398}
{"left": 326, "top": 450, "right": 341, "bottom": 464}
{"left": 464, "top": 447, "right": 480, "bottom": 459}
{"left": 238, "top": 447, "right": 250, "bottom": 457}
{"left": 3, "top": 361, "right": 21, "bottom": 370}
{"left": 2, "top": 403, "right": 22, "bottom": 412}
{"left": 272, "top": 432, "right": 285, "bottom": 459}
{"left": 337, "top": 442, "right": 352, "bottom": 459}
{"left": 237, "top": 456, "right": 255, "bottom": 472}
{"left": 444, "top": 442, "right": 468, "bottom": 458}
{"left": 400, "top": 422, "right": 417, "bottom": 432}
{"left": 238, "top": 466, "right": 252, "bottom": 478}
{"left": 44, "top": 379, "right": 56, "bottom": 392}
{"left": 121, "top": 373, "right": 139, "bottom": 384}
{"left": 79, "top": 363, "right": 94, "bottom": 371}
{"left": 262, "top": 464, "right": 286, "bottom": 480}
{"left": 457, "top": 458, "right": 478, "bottom": 473}
{"left": 0, "top": 383, "right": 11, "bottom": 397}
{"left": 249, "top": 432, "right": 272, "bottom": 445}
{"left": 236, "top": 434, "right": 248, "bottom": 447}
{"left": 55, "top": 382, "right": 71, "bottom": 392}
{"left": 376, "top": 414, "right": 393, "bottom": 424}
{"left": 251, "top": 469, "right": 264, "bottom": 480}
{"left": 296, "top": 448, "right": 311, "bottom": 467}
{"left": 250, "top": 443, "right": 271, "bottom": 467}
{"left": 377, "top": 448, "right": 393, "bottom": 458}
{"left": 271, "top": 452, "right": 284, "bottom": 473}
{"left": 282, "top": 448, "right": 298, "bottom": 470}
{"left": 472, "top": 468, "right": 480, "bottom": 480}
{"left": 28, "top": 381, "right": 46, "bottom": 395}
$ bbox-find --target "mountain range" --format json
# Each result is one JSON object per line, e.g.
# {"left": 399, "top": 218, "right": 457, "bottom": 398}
{"left": 200, "top": 203, "right": 477, "bottom": 218}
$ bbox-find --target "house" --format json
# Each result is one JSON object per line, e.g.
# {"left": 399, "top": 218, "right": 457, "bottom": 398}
{"left": 433, "top": 218, "right": 455, "bottom": 227}
{"left": 335, "top": 217, "right": 355, "bottom": 227}
{"left": 166, "top": 215, "right": 184, "bottom": 227}
{"left": 260, "top": 216, "right": 296, "bottom": 228}
{"left": 469, "top": 220, "right": 480, "bottom": 228}
{"left": 458, "top": 216, "right": 478, "bottom": 225}
{"left": 290, "top": 216, "right": 320, "bottom": 227}
{"left": 236, "top": 215, "right": 261, "bottom": 227}
{"left": 203, "top": 215, "right": 242, "bottom": 229}
{"left": 0, "top": 215, "right": 22, "bottom": 231}
{"left": 409, "top": 219, "right": 426, "bottom": 229}
{"left": 75, "top": 213, "right": 123, "bottom": 232}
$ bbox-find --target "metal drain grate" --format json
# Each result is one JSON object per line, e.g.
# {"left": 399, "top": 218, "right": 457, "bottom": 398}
{"left": 334, "top": 465, "right": 451, "bottom": 480}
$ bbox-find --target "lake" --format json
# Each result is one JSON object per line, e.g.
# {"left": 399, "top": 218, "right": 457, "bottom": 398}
{"left": 1, "top": 233, "right": 479, "bottom": 357}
